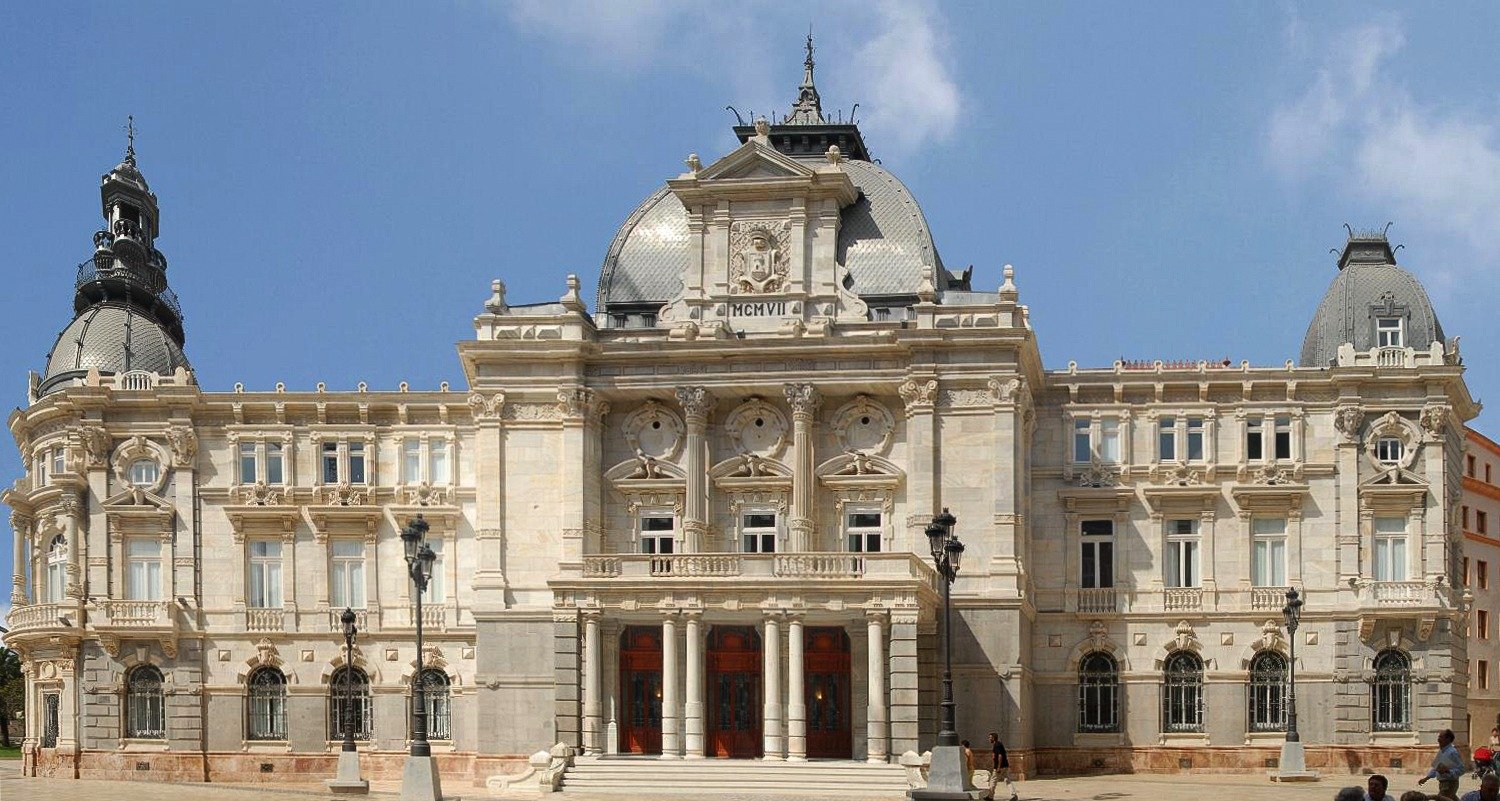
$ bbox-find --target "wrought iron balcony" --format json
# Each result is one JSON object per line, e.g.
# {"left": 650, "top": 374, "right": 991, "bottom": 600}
{"left": 74, "top": 256, "right": 183, "bottom": 328}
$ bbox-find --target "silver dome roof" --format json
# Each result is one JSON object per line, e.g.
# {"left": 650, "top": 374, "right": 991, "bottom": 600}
{"left": 1299, "top": 234, "right": 1445, "bottom": 367}
{"left": 595, "top": 157, "right": 945, "bottom": 314}
{"left": 40, "top": 302, "right": 190, "bottom": 395}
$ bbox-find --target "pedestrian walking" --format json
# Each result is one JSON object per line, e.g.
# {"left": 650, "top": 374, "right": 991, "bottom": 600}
{"left": 984, "top": 731, "right": 1019, "bottom": 801}
{"left": 961, "top": 739, "right": 975, "bottom": 787}
{"left": 1420, "top": 729, "right": 1467, "bottom": 800}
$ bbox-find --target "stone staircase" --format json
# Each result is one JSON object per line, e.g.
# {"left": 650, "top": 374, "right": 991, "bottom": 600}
{"left": 562, "top": 756, "right": 911, "bottom": 797}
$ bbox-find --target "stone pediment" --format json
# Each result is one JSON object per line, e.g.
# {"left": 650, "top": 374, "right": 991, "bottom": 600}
{"left": 606, "top": 456, "right": 686, "bottom": 482}
{"left": 710, "top": 454, "right": 792, "bottom": 493}
{"left": 815, "top": 452, "right": 903, "bottom": 492}
{"left": 692, "top": 139, "right": 817, "bottom": 182}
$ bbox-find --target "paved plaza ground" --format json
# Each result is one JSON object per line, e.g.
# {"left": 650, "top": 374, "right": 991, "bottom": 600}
{"left": 0, "top": 761, "right": 1479, "bottom": 801}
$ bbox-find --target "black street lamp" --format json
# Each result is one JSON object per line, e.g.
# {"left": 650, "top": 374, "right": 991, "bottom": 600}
{"left": 1282, "top": 587, "right": 1303, "bottom": 742}
{"left": 925, "top": 509, "right": 965, "bottom": 748}
{"left": 399, "top": 514, "right": 443, "bottom": 801}
{"left": 340, "top": 607, "right": 359, "bottom": 753}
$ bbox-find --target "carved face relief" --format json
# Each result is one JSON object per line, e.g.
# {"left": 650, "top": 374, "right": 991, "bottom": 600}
{"left": 624, "top": 401, "right": 684, "bottom": 461}
{"left": 832, "top": 395, "right": 895, "bottom": 455}
{"left": 725, "top": 398, "right": 789, "bottom": 458}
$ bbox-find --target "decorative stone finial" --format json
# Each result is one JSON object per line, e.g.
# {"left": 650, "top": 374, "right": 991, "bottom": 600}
{"left": 485, "top": 279, "right": 508, "bottom": 315}
{"left": 561, "top": 273, "right": 585, "bottom": 311}
{"left": 1000, "top": 264, "right": 1018, "bottom": 300}
{"left": 685, "top": 153, "right": 702, "bottom": 173}
{"left": 754, "top": 117, "right": 770, "bottom": 138}
{"left": 825, "top": 145, "right": 842, "bottom": 165}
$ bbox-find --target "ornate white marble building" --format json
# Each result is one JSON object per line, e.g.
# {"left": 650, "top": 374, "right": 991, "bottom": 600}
{"left": 4, "top": 47, "right": 1483, "bottom": 788}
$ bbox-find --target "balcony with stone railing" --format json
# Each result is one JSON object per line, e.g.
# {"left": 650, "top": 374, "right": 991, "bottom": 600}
{"left": 245, "top": 607, "right": 286, "bottom": 633}
{"left": 1366, "top": 581, "right": 1429, "bottom": 607}
{"left": 1075, "top": 587, "right": 1119, "bottom": 615}
{"left": 326, "top": 608, "right": 370, "bottom": 633}
{"left": 1334, "top": 341, "right": 1455, "bottom": 369}
{"left": 1163, "top": 588, "right": 1203, "bottom": 612}
{"left": 571, "top": 552, "right": 939, "bottom": 594}
{"left": 95, "top": 599, "right": 174, "bottom": 631}
{"left": 1249, "top": 587, "right": 1287, "bottom": 611}
{"left": 4, "top": 603, "right": 72, "bottom": 635}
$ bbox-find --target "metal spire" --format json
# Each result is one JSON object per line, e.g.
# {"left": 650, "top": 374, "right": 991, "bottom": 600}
{"left": 123, "top": 115, "right": 137, "bottom": 166}
{"left": 785, "top": 33, "right": 825, "bottom": 125}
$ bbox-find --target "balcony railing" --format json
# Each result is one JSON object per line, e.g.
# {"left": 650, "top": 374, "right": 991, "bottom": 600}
{"left": 4, "top": 603, "right": 68, "bottom": 634}
{"left": 328, "top": 608, "right": 369, "bottom": 633}
{"left": 1076, "top": 587, "right": 1118, "bottom": 614}
{"left": 1249, "top": 588, "right": 1286, "bottom": 611}
{"left": 1163, "top": 588, "right": 1203, "bottom": 612}
{"left": 75, "top": 257, "right": 182, "bottom": 322}
{"left": 1334, "top": 342, "right": 1453, "bottom": 369}
{"left": 1370, "top": 581, "right": 1427, "bottom": 606}
{"left": 97, "top": 600, "right": 172, "bottom": 628}
{"left": 246, "top": 607, "right": 285, "bottom": 633}
{"left": 577, "top": 552, "right": 936, "bottom": 585}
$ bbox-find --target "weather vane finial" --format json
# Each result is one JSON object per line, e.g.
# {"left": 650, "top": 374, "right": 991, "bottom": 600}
{"left": 124, "top": 114, "right": 137, "bottom": 166}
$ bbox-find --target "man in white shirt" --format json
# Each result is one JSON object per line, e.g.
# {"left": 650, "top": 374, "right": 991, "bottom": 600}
{"left": 1420, "top": 729, "right": 1466, "bottom": 800}
{"left": 1364, "top": 773, "right": 1396, "bottom": 801}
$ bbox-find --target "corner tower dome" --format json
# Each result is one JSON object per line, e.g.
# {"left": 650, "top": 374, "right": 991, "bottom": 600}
{"left": 595, "top": 37, "right": 965, "bottom": 331}
{"left": 38, "top": 121, "right": 192, "bottom": 396}
{"left": 1299, "top": 227, "right": 1445, "bottom": 367}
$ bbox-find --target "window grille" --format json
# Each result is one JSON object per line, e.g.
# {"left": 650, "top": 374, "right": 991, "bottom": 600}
{"left": 42, "top": 694, "right": 60, "bottom": 748}
{"left": 1247, "top": 651, "right": 1288, "bottom": 732}
{"left": 1371, "top": 650, "right": 1411, "bottom": 732}
{"left": 246, "top": 667, "right": 288, "bottom": 740}
{"left": 1077, "top": 652, "right": 1119, "bottom": 732}
{"left": 328, "top": 666, "right": 373, "bottom": 740}
{"left": 125, "top": 665, "right": 166, "bottom": 738}
{"left": 1161, "top": 651, "right": 1203, "bottom": 733}
{"left": 411, "top": 668, "right": 452, "bottom": 740}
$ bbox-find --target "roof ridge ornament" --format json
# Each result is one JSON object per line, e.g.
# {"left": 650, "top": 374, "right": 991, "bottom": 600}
{"left": 785, "top": 33, "right": 825, "bottom": 125}
{"left": 123, "top": 114, "right": 137, "bottom": 167}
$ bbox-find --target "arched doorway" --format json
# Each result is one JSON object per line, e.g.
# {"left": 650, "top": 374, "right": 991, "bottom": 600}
{"left": 620, "top": 626, "right": 664, "bottom": 755}
{"left": 805, "top": 627, "right": 851, "bottom": 759}
{"left": 708, "top": 625, "right": 762, "bottom": 758}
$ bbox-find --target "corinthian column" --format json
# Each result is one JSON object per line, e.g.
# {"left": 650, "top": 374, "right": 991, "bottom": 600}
{"left": 11, "top": 512, "right": 30, "bottom": 605}
{"left": 783, "top": 384, "right": 821, "bottom": 552}
{"left": 674, "top": 387, "right": 717, "bottom": 553}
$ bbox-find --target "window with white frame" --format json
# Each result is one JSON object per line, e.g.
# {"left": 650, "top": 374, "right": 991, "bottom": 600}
{"left": 401, "top": 436, "right": 452, "bottom": 485}
{"left": 320, "top": 440, "right": 367, "bottom": 484}
{"left": 1186, "top": 417, "right": 1205, "bottom": 461}
{"left": 741, "top": 511, "right": 778, "bottom": 553}
{"left": 1273, "top": 416, "right": 1292, "bottom": 459}
{"left": 1158, "top": 417, "right": 1176, "bottom": 461}
{"left": 845, "top": 509, "right": 883, "bottom": 553}
{"left": 248, "top": 540, "right": 283, "bottom": 608}
{"left": 238, "top": 441, "right": 285, "bottom": 484}
{"left": 49, "top": 447, "right": 66, "bottom": 478}
{"left": 1073, "top": 417, "right": 1121, "bottom": 463}
{"left": 1251, "top": 517, "right": 1287, "bottom": 587}
{"left": 125, "top": 538, "right": 162, "bottom": 600}
{"left": 1159, "top": 417, "right": 1207, "bottom": 462}
{"left": 639, "top": 513, "right": 675, "bottom": 555}
{"left": 1080, "top": 519, "right": 1114, "bottom": 589}
{"left": 1246, "top": 418, "right": 1263, "bottom": 461}
{"left": 1246, "top": 416, "right": 1293, "bottom": 461}
{"left": 421, "top": 538, "right": 445, "bottom": 603}
{"left": 330, "top": 540, "right": 366, "bottom": 608}
{"left": 1375, "top": 437, "right": 1404, "bottom": 465}
{"left": 129, "top": 458, "right": 160, "bottom": 488}
{"left": 1373, "top": 515, "right": 1408, "bottom": 581}
{"left": 1164, "top": 518, "right": 1200, "bottom": 588}
{"left": 45, "top": 533, "right": 68, "bottom": 603}
{"left": 1376, "top": 316, "right": 1404, "bottom": 348}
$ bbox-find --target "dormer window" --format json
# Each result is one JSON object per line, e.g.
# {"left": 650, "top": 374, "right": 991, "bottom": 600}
{"left": 1376, "top": 437, "right": 1405, "bottom": 465}
{"left": 1376, "top": 316, "right": 1404, "bottom": 348}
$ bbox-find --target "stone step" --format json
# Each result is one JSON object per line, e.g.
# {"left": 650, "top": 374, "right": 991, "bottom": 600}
{"left": 563, "top": 757, "right": 910, "bottom": 796}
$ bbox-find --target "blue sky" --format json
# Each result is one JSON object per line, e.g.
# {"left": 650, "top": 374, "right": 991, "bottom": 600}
{"left": 3, "top": 2, "right": 1500, "bottom": 611}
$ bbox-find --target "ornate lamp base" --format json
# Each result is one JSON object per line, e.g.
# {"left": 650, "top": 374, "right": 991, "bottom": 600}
{"left": 909, "top": 744, "right": 976, "bottom": 800}
{"left": 1269, "top": 740, "right": 1320, "bottom": 782}
{"left": 400, "top": 753, "right": 446, "bottom": 801}
{"left": 326, "top": 750, "right": 369, "bottom": 795}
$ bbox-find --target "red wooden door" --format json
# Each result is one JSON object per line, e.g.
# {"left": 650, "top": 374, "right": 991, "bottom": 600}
{"left": 804, "top": 627, "right": 851, "bottom": 759}
{"left": 619, "top": 626, "right": 663, "bottom": 755}
{"left": 707, "top": 626, "right": 763, "bottom": 758}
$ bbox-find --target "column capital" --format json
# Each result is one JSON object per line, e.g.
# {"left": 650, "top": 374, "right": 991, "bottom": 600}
{"left": 864, "top": 607, "right": 889, "bottom": 625}
{"left": 761, "top": 608, "right": 785, "bottom": 623}
{"left": 467, "top": 390, "right": 506, "bottom": 421}
{"left": 581, "top": 608, "right": 604, "bottom": 624}
{"left": 783, "top": 383, "right": 822, "bottom": 421}
{"left": 674, "top": 386, "right": 717, "bottom": 424}
{"left": 681, "top": 609, "right": 703, "bottom": 624}
{"left": 897, "top": 378, "right": 937, "bottom": 416}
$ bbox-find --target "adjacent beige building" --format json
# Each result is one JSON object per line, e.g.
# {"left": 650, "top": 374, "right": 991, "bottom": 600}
{"left": 4, "top": 51, "right": 1485, "bottom": 789}
{"left": 1464, "top": 427, "right": 1500, "bottom": 747}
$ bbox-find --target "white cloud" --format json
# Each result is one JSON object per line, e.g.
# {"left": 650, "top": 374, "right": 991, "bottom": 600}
{"left": 500, "top": 0, "right": 963, "bottom": 158}
{"left": 1267, "top": 16, "right": 1500, "bottom": 278}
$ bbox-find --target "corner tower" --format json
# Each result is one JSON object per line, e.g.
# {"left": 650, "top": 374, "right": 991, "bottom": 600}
{"left": 37, "top": 122, "right": 191, "bottom": 397}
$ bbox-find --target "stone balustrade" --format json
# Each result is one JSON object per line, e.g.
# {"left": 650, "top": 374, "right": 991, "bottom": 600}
{"left": 245, "top": 607, "right": 284, "bottom": 633}
{"left": 327, "top": 607, "right": 369, "bottom": 633}
{"left": 577, "top": 551, "right": 936, "bottom": 585}
{"left": 1076, "top": 587, "right": 1118, "bottom": 614}
{"left": 1334, "top": 341, "right": 1451, "bottom": 369}
{"left": 4, "top": 602, "right": 69, "bottom": 633}
{"left": 97, "top": 599, "right": 172, "bottom": 629}
{"left": 1369, "top": 581, "right": 1428, "bottom": 606}
{"left": 1249, "top": 587, "right": 1286, "bottom": 611}
{"left": 1163, "top": 588, "right": 1203, "bottom": 612}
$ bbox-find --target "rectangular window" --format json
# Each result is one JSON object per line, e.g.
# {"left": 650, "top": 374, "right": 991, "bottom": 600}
{"left": 322, "top": 442, "right": 339, "bottom": 483}
{"left": 50, "top": 447, "right": 66, "bottom": 477}
{"left": 639, "top": 514, "right": 675, "bottom": 555}
{"left": 1376, "top": 316, "right": 1404, "bottom": 348}
{"left": 1165, "top": 519, "right": 1200, "bottom": 588}
{"left": 846, "top": 511, "right": 883, "bottom": 553}
{"left": 742, "top": 512, "right": 777, "bottom": 553}
{"left": 125, "top": 539, "right": 162, "bottom": 600}
{"left": 1481, "top": 609, "right": 1491, "bottom": 641}
{"left": 1465, "top": 556, "right": 1471, "bottom": 587}
{"left": 1246, "top": 419, "right": 1263, "bottom": 461}
{"left": 240, "top": 442, "right": 258, "bottom": 484}
{"left": 248, "top": 540, "right": 283, "bottom": 608}
{"left": 265, "top": 442, "right": 284, "bottom": 484}
{"left": 1488, "top": 464, "right": 1493, "bottom": 483}
{"left": 1274, "top": 416, "right": 1292, "bottom": 460}
{"left": 1158, "top": 417, "right": 1176, "bottom": 461}
{"left": 1100, "top": 419, "right": 1121, "bottom": 462}
{"left": 1481, "top": 660, "right": 1491, "bottom": 691}
{"left": 1073, "top": 419, "right": 1091, "bottom": 463}
{"left": 1252, "top": 517, "right": 1288, "bottom": 587}
{"left": 1470, "top": 455, "right": 1479, "bottom": 477}
{"left": 1482, "top": 561, "right": 1490, "bottom": 590}
{"left": 429, "top": 437, "right": 450, "bottom": 485}
{"left": 330, "top": 540, "right": 365, "bottom": 609}
{"left": 1373, "top": 516, "right": 1408, "bottom": 582}
{"left": 1466, "top": 506, "right": 1473, "bottom": 530}
{"left": 1080, "top": 519, "right": 1114, "bottom": 589}
{"left": 347, "top": 442, "right": 366, "bottom": 484}
{"left": 1375, "top": 437, "right": 1404, "bottom": 465}
{"left": 1481, "top": 511, "right": 1490, "bottom": 536}
{"left": 402, "top": 438, "right": 422, "bottom": 483}
{"left": 35, "top": 453, "right": 47, "bottom": 485}
{"left": 1186, "top": 417, "right": 1204, "bottom": 461}
{"left": 422, "top": 539, "right": 445, "bottom": 603}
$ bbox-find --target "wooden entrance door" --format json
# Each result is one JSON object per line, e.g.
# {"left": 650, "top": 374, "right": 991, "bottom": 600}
{"left": 804, "top": 627, "right": 851, "bottom": 759}
{"left": 620, "top": 626, "right": 664, "bottom": 755}
{"left": 707, "top": 626, "right": 762, "bottom": 758}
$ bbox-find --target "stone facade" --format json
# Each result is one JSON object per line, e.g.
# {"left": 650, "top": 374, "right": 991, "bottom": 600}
{"left": 3, "top": 53, "right": 1485, "bottom": 788}
{"left": 1463, "top": 427, "right": 1500, "bottom": 748}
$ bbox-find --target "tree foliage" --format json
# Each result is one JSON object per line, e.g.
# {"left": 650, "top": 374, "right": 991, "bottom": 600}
{"left": 0, "top": 645, "right": 22, "bottom": 747}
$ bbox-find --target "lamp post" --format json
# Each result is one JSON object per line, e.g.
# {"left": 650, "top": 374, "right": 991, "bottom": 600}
{"left": 910, "top": 508, "right": 969, "bottom": 801}
{"left": 1271, "top": 586, "right": 1317, "bottom": 782}
{"left": 399, "top": 514, "right": 444, "bottom": 801}
{"left": 326, "top": 607, "right": 368, "bottom": 794}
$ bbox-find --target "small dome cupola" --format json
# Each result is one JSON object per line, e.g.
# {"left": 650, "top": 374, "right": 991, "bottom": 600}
{"left": 38, "top": 119, "right": 192, "bottom": 397}
{"left": 1299, "top": 225, "right": 1446, "bottom": 367}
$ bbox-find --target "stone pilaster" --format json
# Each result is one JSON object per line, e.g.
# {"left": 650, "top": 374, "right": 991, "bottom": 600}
{"left": 866, "top": 610, "right": 889, "bottom": 763}
{"left": 467, "top": 391, "right": 508, "bottom": 595}
{"left": 582, "top": 610, "right": 602, "bottom": 755}
{"left": 675, "top": 387, "right": 716, "bottom": 553}
{"left": 888, "top": 610, "right": 920, "bottom": 755}
{"left": 783, "top": 384, "right": 821, "bottom": 552}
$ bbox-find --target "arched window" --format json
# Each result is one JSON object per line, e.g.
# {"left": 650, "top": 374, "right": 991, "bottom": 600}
{"left": 1372, "top": 650, "right": 1411, "bottom": 731}
{"left": 1161, "top": 651, "right": 1203, "bottom": 733}
{"left": 1247, "top": 651, "right": 1288, "bottom": 732}
{"left": 246, "top": 667, "right": 288, "bottom": 741}
{"left": 45, "top": 534, "right": 68, "bottom": 603}
{"left": 125, "top": 665, "right": 165, "bottom": 739}
{"left": 411, "top": 668, "right": 452, "bottom": 741}
{"left": 328, "top": 666, "right": 372, "bottom": 741}
{"left": 1077, "top": 652, "right": 1119, "bottom": 733}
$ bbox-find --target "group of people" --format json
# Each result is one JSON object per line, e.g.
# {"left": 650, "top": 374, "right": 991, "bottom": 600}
{"left": 960, "top": 732, "right": 1020, "bottom": 801}
{"left": 1336, "top": 729, "right": 1499, "bottom": 801}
